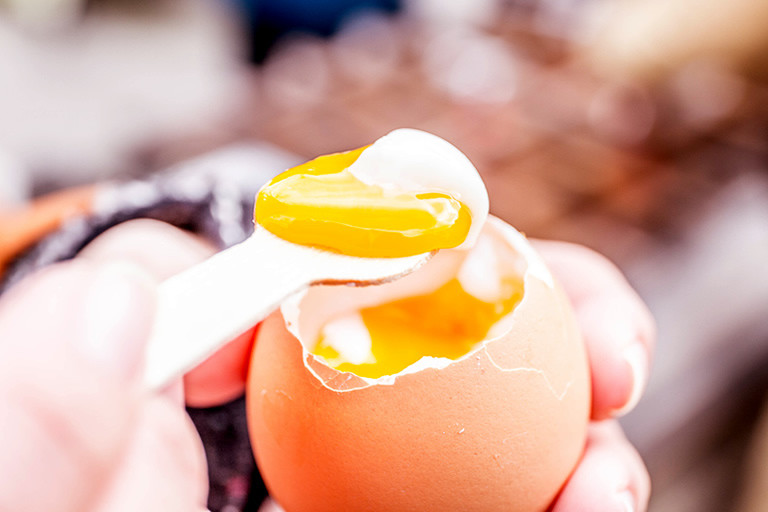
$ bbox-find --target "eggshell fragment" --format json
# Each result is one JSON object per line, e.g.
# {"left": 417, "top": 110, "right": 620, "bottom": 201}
{"left": 247, "top": 217, "right": 590, "bottom": 512}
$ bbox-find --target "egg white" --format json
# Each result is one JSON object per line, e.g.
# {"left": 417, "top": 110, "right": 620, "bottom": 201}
{"left": 347, "top": 128, "right": 489, "bottom": 250}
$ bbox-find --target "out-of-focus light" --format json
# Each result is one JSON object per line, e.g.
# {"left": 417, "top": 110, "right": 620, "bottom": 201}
{"left": 421, "top": 29, "right": 517, "bottom": 104}
{"left": 405, "top": 0, "right": 500, "bottom": 27}
{"left": 0, "top": 150, "right": 30, "bottom": 206}
{"left": 670, "top": 60, "right": 746, "bottom": 131}
{"left": 533, "top": 0, "right": 588, "bottom": 40}
{"left": 2, "top": 0, "right": 84, "bottom": 30}
{"left": 568, "top": 0, "right": 619, "bottom": 44}
{"left": 262, "top": 34, "right": 330, "bottom": 109}
{"left": 331, "top": 12, "right": 402, "bottom": 87}
{"left": 588, "top": 81, "right": 655, "bottom": 146}
{"left": 588, "top": 0, "right": 768, "bottom": 83}
{"left": 0, "top": 0, "right": 244, "bottom": 183}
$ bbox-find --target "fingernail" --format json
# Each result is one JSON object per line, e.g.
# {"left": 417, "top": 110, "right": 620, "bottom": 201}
{"left": 77, "top": 262, "right": 156, "bottom": 381}
{"left": 615, "top": 343, "right": 648, "bottom": 417}
{"left": 616, "top": 490, "right": 636, "bottom": 512}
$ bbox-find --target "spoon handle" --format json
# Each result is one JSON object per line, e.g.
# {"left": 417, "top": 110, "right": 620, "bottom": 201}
{"left": 143, "top": 228, "right": 312, "bottom": 390}
{"left": 143, "top": 228, "right": 434, "bottom": 390}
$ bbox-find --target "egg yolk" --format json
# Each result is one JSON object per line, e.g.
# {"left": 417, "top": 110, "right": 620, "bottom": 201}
{"left": 255, "top": 147, "right": 472, "bottom": 257}
{"left": 312, "top": 277, "right": 524, "bottom": 379}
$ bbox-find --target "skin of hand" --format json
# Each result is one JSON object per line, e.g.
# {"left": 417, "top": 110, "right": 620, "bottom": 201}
{"left": 77, "top": 219, "right": 256, "bottom": 408}
{"left": 0, "top": 219, "right": 653, "bottom": 512}
{"left": 0, "top": 259, "right": 208, "bottom": 512}
{"left": 533, "top": 240, "right": 654, "bottom": 512}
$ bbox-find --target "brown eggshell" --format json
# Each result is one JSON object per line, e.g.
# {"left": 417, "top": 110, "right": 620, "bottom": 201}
{"left": 247, "top": 217, "right": 590, "bottom": 512}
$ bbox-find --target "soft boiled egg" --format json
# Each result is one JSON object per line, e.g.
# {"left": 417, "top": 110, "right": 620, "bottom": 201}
{"left": 247, "top": 211, "right": 591, "bottom": 511}
{"left": 254, "top": 128, "right": 489, "bottom": 257}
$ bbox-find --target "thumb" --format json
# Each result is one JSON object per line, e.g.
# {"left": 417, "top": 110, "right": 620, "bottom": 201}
{"left": 0, "top": 261, "right": 156, "bottom": 511}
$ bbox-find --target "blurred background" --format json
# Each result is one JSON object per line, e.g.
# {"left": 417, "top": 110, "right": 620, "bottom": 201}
{"left": 2, "top": 0, "right": 768, "bottom": 511}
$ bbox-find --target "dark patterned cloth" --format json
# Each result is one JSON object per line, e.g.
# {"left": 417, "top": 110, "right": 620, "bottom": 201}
{"left": 0, "top": 162, "right": 284, "bottom": 512}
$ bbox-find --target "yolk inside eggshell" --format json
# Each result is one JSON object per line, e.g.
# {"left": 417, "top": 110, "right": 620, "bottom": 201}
{"left": 282, "top": 219, "right": 533, "bottom": 386}
{"left": 312, "top": 277, "right": 524, "bottom": 379}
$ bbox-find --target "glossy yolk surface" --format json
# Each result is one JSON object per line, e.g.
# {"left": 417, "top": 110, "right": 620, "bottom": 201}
{"left": 255, "top": 147, "right": 472, "bottom": 257}
{"left": 312, "top": 277, "right": 524, "bottom": 379}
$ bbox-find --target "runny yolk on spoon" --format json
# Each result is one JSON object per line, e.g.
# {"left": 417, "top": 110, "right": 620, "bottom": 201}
{"left": 312, "top": 276, "right": 524, "bottom": 379}
{"left": 254, "top": 147, "right": 473, "bottom": 258}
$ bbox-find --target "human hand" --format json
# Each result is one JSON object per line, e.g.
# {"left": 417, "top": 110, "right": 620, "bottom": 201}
{"left": 77, "top": 219, "right": 256, "bottom": 408}
{"left": 0, "top": 218, "right": 261, "bottom": 511}
{"left": 0, "top": 260, "right": 208, "bottom": 511}
{"left": 532, "top": 240, "right": 654, "bottom": 512}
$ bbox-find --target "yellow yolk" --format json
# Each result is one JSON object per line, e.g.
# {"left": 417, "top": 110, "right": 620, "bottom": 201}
{"left": 312, "top": 277, "right": 524, "bottom": 379}
{"left": 255, "top": 147, "right": 472, "bottom": 257}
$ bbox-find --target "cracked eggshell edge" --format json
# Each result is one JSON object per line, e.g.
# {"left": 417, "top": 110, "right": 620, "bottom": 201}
{"left": 280, "top": 216, "right": 567, "bottom": 392}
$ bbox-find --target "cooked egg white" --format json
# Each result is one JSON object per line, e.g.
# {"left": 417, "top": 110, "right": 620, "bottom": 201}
{"left": 348, "top": 128, "right": 489, "bottom": 250}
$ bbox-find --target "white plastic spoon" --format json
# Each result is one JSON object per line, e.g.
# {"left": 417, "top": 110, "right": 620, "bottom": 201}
{"left": 143, "top": 227, "right": 434, "bottom": 390}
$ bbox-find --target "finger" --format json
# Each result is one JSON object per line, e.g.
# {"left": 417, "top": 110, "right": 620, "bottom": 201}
{"left": 0, "top": 261, "right": 156, "bottom": 512}
{"left": 183, "top": 326, "right": 256, "bottom": 408}
{"left": 78, "top": 219, "right": 219, "bottom": 282}
{"left": 259, "top": 498, "right": 286, "bottom": 512}
{"left": 93, "top": 396, "right": 209, "bottom": 512}
{"left": 531, "top": 240, "right": 656, "bottom": 419}
{"left": 79, "top": 219, "right": 256, "bottom": 406}
{"left": 551, "top": 421, "right": 651, "bottom": 512}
